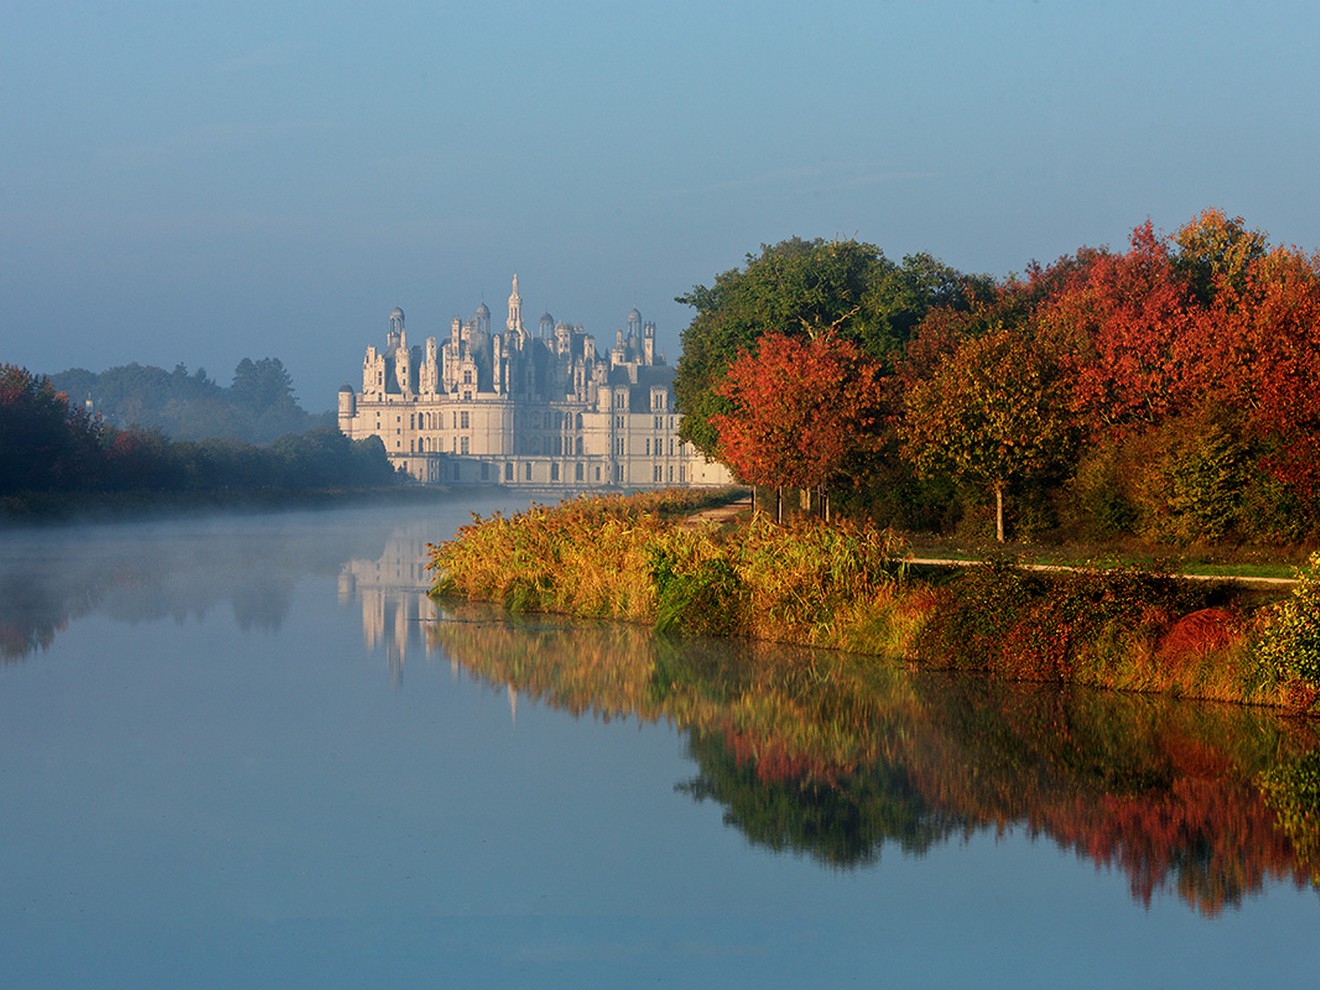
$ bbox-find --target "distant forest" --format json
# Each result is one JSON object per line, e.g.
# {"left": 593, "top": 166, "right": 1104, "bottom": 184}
{"left": 48, "top": 357, "right": 333, "bottom": 444}
{"left": 1, "top": 363, "right": 396, "bottom": 501}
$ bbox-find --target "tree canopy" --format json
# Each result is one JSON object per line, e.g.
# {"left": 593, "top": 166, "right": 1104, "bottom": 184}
{"left": 48, "top": 357, "right": 328, "bottom": 443}
{"left": 674, "top": 237, "right": 989, "bottom": 456}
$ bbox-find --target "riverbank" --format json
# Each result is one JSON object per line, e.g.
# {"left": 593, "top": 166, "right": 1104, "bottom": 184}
{"left": 428, "top": 490, "right": 1320, "bottom": 714}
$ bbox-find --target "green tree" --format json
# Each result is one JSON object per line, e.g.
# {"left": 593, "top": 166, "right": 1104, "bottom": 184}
{"left": 674, "top": 238, "right": 894, "bottom": 455}
{"left": 1171, "top": 208, "right": 1267, "bottom": 304}
{"left": 231, "top": 357, "right": 297, "bottom": 412}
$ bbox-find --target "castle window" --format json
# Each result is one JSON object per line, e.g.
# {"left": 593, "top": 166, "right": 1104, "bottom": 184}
{"left": 460, "top": 411, "right": 470, "bottom": 429}
{"left": 575, "top": 463, "right": 584, "bottom": 481}
{"left": 505, "top": 462, "right": 513, "bottom": 481}
{"left": 463, "top": 370, "right": 473, "bottom": 385}
{"left": 551, "top": 463, "right": 559, "bottom": 482}
{"left": 645, "top": 439, "right": 651, "bottom": 456}
{"left": 460, "top": 437, "right": 470, "bottom": 454}
{"left": 524, "top": 463, "right": 532, "bottom": 480}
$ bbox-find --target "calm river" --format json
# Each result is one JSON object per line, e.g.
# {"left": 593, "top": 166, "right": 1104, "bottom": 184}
{"left": 2, "top": 493, "right": 1318, "bottom": 988}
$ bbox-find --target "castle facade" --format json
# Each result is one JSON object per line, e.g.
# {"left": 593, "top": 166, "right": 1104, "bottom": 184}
{"left": 338, "top": 276, "right": 733, "bottom": 489}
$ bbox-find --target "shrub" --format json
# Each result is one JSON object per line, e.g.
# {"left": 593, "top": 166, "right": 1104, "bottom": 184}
{"left": 1256, "top": 551, "right": 1320, "bottom": 691}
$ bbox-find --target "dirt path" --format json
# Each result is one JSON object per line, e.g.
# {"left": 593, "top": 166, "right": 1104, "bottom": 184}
{"left": 680, "top": 496, "right": 753, "bottom": 528}
{"left": 904, "top": 556, "right": 1298, "bottom": 588}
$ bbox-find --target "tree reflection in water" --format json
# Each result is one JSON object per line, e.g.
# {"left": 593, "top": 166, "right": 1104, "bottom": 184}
{"left": 429, "top": 606, "right": 1320, "bottom": 916}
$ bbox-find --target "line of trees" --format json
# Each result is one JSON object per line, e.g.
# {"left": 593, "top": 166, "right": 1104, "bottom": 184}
{"left": 48, "top": 357, "right": 332, "bottom": 443}
{"left": 676, "top": 212, "right": 1320, "bottom": 544}
{"left": 1, "top": 364, "right": 395, "bottom": 498}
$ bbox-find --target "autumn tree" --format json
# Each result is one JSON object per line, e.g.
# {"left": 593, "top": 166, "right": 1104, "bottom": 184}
{"left": 1194, "top": 244, "right": 1320, "bottom": 497}
{"left": 902, "top": 327, "right": 1076, "bottom": 542}
{"left": 709, "top": 331, "right": 888, "bottom": 517}
{"left": 674, "top": 238, "right": 988, "bottom": 457}
{"left": 1032, "top": 222, "right": 1199, "bottom": 431}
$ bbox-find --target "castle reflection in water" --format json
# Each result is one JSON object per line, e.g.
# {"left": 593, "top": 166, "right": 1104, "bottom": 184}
{"left": 338, "top": 519, "right": 444, "bottom": 685}
{"left": 337, "top": 518, "right": 521, "bottom": 721}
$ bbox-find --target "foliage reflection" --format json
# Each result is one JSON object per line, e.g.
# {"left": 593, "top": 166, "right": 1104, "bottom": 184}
{"left": 430, "top": 608, "right": 1320, "bottom": 915}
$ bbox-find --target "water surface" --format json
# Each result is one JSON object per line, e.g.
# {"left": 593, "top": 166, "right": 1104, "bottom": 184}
{"left": 2, "top": 495, "right": 1318, "bottom": 988}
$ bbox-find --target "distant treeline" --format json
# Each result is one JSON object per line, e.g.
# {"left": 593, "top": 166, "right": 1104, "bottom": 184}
{"left": 1, "top": 364, "right": 396, "bottom": 498}
{"left": 48, "top": 357, "right": 333, "bottom": 444}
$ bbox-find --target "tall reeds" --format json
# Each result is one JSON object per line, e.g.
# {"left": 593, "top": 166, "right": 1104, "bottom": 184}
{"left": 427, "top": 490, "right": 1312, "bottom": 713}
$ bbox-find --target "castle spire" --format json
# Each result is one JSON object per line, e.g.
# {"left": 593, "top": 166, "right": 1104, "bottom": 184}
{"left": 507, "top": 274, "right": 524, "bottom": 335}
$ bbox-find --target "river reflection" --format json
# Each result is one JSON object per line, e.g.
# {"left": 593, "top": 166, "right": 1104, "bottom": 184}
{"left": 429, "top": 606, "right": 1320, "bottom": 916}
{"left": 0, "top": 510, "right": 390, "bottom": 660}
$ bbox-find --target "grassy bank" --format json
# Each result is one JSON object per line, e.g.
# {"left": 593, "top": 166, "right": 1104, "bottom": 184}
{"left": 427, "top": 490, "right": 1320, "bottom": 714}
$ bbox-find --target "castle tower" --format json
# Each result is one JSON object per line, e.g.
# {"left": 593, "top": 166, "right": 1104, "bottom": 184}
{"left": 475, "top": 302, "right": 491, "bottom": 337}
{"left": 387, "top": 306, "right": 405, "bottom": 351}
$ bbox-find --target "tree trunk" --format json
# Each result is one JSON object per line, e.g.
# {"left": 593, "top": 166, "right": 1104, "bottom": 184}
{"left": 995, "top": 481, "right": 1005, "bottom": 543}
{"left": 750, "top": 486, "right": 756, "bottom": 516}
{"left": 823, "top": 490, "right": 830, "bottom": 523}
{"left": 776, "top": 487, "right": 783, "bottom": 525}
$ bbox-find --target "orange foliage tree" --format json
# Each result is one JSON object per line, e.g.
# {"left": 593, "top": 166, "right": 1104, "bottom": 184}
{"left": 902, "top": 327, "right": 1077, "bottom": 542}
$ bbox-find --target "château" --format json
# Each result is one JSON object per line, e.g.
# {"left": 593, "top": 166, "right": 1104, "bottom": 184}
{"left": 338, "top": 276, "right": 733, "bottom": 488}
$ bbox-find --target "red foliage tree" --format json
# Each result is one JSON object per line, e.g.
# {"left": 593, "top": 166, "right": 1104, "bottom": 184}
{"left": 709, "top": 331, "right": 888, "bottom": 502}
{"left": 1194, "top": 245, "right": 1320, "bottom": 495}
{"left": 1034, "top": 222, "right": 1200, "bottom": 431}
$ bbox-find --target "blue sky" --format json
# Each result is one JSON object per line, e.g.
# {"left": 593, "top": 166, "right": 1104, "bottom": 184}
{"left": 4, "top": 0, "right": 1318, "bottom": 409}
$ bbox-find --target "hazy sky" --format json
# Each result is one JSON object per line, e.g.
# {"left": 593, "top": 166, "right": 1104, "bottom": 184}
{"left": 4, "top": 1, "right": 1318, "bottom": 410}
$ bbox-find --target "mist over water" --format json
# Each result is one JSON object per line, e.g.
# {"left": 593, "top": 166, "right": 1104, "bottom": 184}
{"left": 2, "top": 494, "right": 1318, "bottom": 988}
